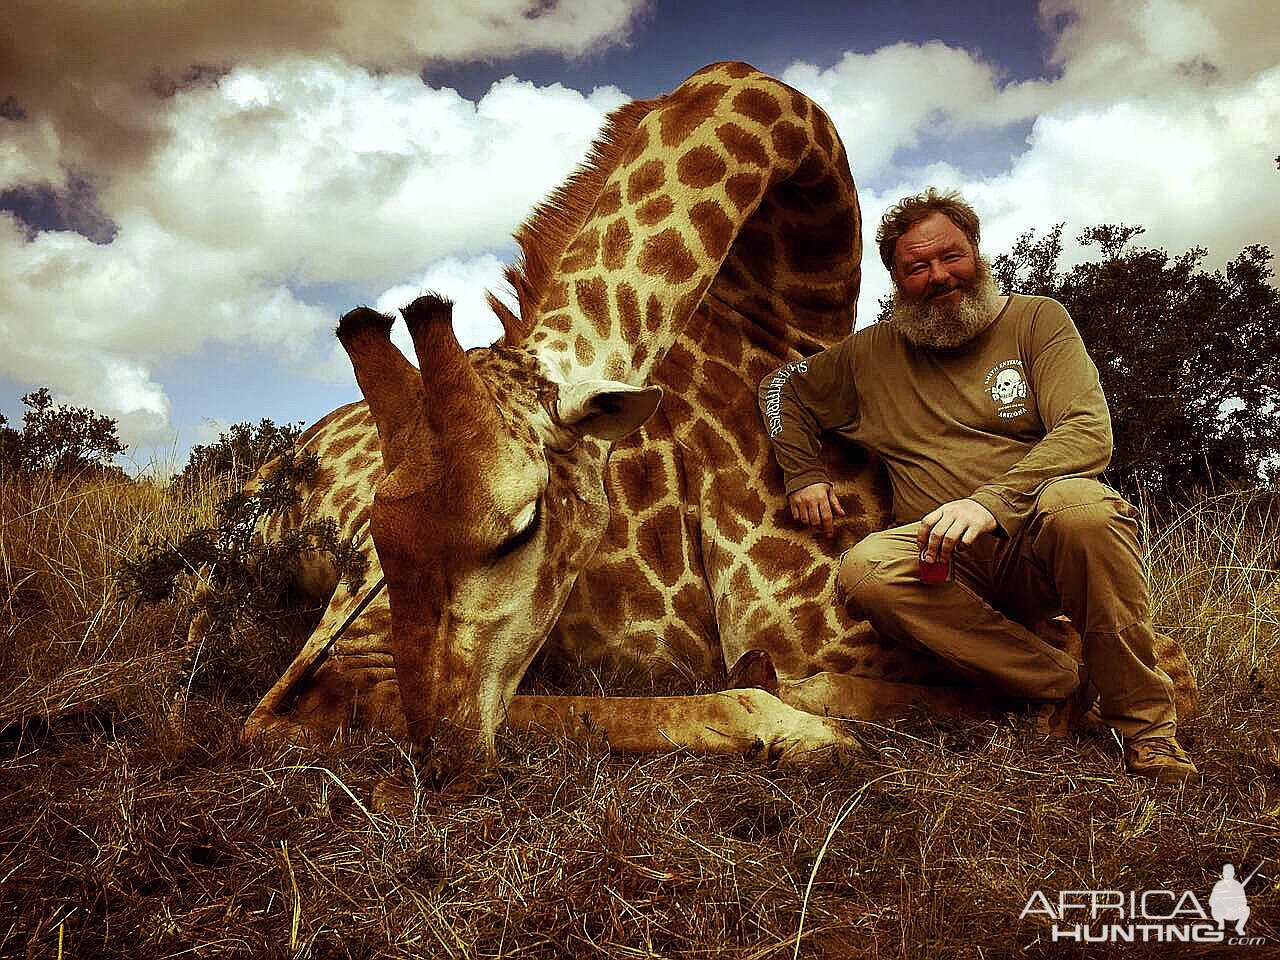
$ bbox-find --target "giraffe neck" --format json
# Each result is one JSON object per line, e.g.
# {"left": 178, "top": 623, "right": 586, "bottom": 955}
{"left": 517, "top": 62, "right": 855, "bottom": 389}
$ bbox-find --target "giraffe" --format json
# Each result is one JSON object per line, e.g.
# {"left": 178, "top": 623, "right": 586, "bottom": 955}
{"left": 226, "top": 62, "right": 1198, "bottom": 761}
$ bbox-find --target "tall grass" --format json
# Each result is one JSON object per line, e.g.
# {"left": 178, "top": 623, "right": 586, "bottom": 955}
{"left": 0, "top": 471, "right": 232, "bottom": 726}
{"left": 0, "top": 474, "right": 1276, "bottom": 959}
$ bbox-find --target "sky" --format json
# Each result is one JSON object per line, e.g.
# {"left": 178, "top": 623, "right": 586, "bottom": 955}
{"left": 1, "top": 0, "right": 1277, "bottom": 474}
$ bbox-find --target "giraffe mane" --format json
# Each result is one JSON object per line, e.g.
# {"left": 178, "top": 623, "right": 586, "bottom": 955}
{"left": 487, "top": 97, "right": 659, "bottom": 345}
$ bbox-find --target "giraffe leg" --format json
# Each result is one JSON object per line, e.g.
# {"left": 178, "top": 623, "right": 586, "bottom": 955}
{"left": 726, "top": 650, "right": 1004, "bottom": 725}
{"left": 773, "top": 672, "right": 1006, "bottom": 725}
{"left": 503, "top": 688, "right": 870, "bottom": 765}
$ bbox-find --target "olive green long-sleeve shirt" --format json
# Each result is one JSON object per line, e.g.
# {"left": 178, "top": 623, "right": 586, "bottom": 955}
{"left": 758, "top": 294, "right": 1113, "bottom": 538}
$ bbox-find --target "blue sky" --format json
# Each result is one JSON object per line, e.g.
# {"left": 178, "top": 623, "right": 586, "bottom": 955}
{"left": 1, "top": 0, "right": 1277, "bottom": 473}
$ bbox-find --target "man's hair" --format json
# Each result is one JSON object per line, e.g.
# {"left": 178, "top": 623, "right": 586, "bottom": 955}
{"left": 876, "top": 188, "right": 982, "bottom": 276}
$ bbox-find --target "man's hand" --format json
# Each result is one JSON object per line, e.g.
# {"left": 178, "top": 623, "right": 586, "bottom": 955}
{"left": 918, "top": 498, "right": 998, "bottom": 566}
{"left": 789, "top": 482, "right": 845, "bottom": 537}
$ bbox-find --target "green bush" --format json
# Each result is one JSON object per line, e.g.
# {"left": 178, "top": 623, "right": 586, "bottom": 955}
{"left": 118, "top": 446, "right": 367, "bottom": 700}
{"left": 177, "top": 417, "right": 303, "bottom": 488}
{"left": 0, "top": 387, "right": 126, "bottom": 481}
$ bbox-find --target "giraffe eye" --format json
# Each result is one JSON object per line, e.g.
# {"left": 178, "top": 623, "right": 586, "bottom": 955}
{"left": 497, "top": 498, "right": 542, "bottom": 557}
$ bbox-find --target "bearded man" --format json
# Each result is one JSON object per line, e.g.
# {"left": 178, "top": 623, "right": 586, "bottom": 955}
{"left": 758, "top": 188, "right": 1197, "bottom": 784}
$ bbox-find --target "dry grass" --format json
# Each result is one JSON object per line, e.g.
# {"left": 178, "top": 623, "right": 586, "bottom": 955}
{"left": 1, "top": 475, "right": 1278, "bottom": 959}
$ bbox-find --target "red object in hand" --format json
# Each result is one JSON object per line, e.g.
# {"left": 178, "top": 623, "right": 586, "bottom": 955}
{"left": 919, "top": 550, "right": 950, "bottom": 584}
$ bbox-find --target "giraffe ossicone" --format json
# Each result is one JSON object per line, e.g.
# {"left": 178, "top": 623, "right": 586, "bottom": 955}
{"left": 220, "top": 62, "right": 1197, "bottom": 762}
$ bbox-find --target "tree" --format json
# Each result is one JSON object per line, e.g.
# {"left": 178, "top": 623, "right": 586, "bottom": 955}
{"left": 993, "top": 226, "right": 1280, "bottom": 501}
{"left": 177, "top": 418, "right": 303, "bottom": 488}
{"left": 0, "top": 387, "right": 126, "bottom": 480}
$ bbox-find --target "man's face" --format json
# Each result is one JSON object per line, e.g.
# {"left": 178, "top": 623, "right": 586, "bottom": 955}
{"left": 883, "top": 209, "right": 997, "bottom": 349}
{"left": 892, "top": 212, "right": 979, "bottom": 305}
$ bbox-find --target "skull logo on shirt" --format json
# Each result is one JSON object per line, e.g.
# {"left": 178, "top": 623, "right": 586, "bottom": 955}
{"left": 985, "top": 361, "right": 1031, "bottom": 419}
{"left": 991, "top": 368, "right": 1027, "bottom": 405}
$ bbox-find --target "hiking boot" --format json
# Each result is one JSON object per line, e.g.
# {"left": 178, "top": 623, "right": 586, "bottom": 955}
{"left": 1124, "top": 736, "right": 1200, "bottom": 785}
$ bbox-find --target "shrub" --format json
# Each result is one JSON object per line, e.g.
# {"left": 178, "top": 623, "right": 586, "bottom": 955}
{"left": 0, "top": 387, "right": 126, "bottom": 481}
{"left": 117, "top": 447, "right": 367, "bottom": 700}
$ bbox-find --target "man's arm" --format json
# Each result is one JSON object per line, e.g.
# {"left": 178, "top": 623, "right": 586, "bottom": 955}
{"left": 758, "top": 336, "right": 860, "bottom": 536}
{"left": 920, "top": 299, "right": 1111, "bottom": 566}
{"left": 969, "top": 298, "right": 1112, "bottom": 534}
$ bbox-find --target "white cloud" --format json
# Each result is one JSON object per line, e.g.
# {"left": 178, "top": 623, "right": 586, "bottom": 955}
{"left": 782, "top": 43, "right": 1043, "bottom": 179}
{"left": 1043, "top": 0, "right": 1280, "bottom": 91}
{"left": 0, "top": 63, "right": 626, "bottom": 448}
{"left": 0, "top": 0, "right": 648, "bottom": 182}
{"left": 790, "top": 2, "right": 1280, "bottom": 323}
{"left": 965, "top": 68, "right": 1280, "bottom": 270}
{"left": 3, "top": 0, "right": 1277, "bottom": 460}
{"left": 110, "top": 63, "right": 626, "bottom": 286}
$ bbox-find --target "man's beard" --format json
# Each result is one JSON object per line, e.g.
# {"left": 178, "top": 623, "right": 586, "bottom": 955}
{"left": 885, "top": 255, "right": 1001, "bottom": 349}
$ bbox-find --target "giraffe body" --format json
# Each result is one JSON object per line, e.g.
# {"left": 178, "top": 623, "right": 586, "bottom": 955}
{"left": 225, "top": 63, "right": 1196, "bottom": 759}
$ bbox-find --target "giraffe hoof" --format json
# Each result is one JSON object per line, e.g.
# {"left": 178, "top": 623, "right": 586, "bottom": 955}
{"left": 727, "top": 649, "right": 780, "bottom": 697}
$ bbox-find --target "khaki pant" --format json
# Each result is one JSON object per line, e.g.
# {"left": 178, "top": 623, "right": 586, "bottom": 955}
{"left": 836, "top": 478, "right": 1177, "bottom": 741}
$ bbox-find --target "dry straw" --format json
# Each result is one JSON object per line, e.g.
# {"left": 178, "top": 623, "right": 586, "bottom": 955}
{"left": 1, "top": 474, "right": 1277, "bottom": 957}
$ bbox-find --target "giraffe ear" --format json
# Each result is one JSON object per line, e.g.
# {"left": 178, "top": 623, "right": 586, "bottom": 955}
{"left": 557, "top": 380, "right": 662, "bottom": 441}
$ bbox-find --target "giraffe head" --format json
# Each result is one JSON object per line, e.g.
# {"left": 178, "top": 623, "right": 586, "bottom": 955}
{"left": 337, "top": 295, "right": 660, "bottom": 756}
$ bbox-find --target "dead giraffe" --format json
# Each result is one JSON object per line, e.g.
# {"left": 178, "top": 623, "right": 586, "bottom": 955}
{"left": 220, "top": 62, "right": 1197, "bottom": 761}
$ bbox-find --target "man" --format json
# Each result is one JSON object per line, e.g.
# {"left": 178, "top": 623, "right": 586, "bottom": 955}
{"left": 758, "top": 188, "right": 1197, "bottom": 784}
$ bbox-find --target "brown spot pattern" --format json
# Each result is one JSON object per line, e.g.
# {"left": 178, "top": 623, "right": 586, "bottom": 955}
{"left": 637, "top": 195, "right": 674, "bottom": 225}
{"left": 747, "top": 536, "right": 815, "bottom": 582}
{"left": 637, "top": 505, "right": 684, "bottom": 587}
{"left": 616, "top": 282, "right": 640, "bottom": 344}
{"left": 645, "top": 294, "right": 664, "bottom": 333}
{"left": 658, "top": 82, "right": 728, "bottom": 146}
{"left": 574, "top": 335, "right": 595, "bottom": 366}
{"left": 690, "top": 199, "right": 734, "bottom": 260}
{"left": 716, "top": 123, "right": 769, "bottom": 167}
{"left": 672, "top": 583, "right": 714, "bottom": 635}
{"left": 616, "top": 448, "right": 669, "bottom": 514}
{"left": 562, "top": 227, "right": 599, "bottom": 273}
{"left": 606, "top": 352, "right": 627, "bottom": 381}
{"left": 814, "top": 114, "right": 834, "bottom": 155}
{"left": 622, "top": 123, "right": 650, "bottom": 163}
{"left": 724, "top": 172, "right": 764, "bottom": 211}
{"left": 626, "top": 159, "right": 666, "bottom": 202}
{"left": 674, "top": 278, "right": 713, "bottom": 325}
{"left": 574, "top": 276, "right": 611, "bottom": 339}
{"left": 691, "top": 419, "right": 735, "bottom": 469}
{"left": 676, "top": 145, "right": 727, "bottom": 188}
{"left": 596, "top": 182, "right": 622, "bottom": 217}
{"left": 700, "top": 359, "right": 746, "bottom": 404}
{"left": 544, "top": 281, "right": 569, "bottom": 312}
{"left": 732, "top": 88, "right": 781, "bottom": 125}
{"left": 637, "top": 229, "right": 698, "bottom": 284}
{"left": 602, "top": 217, "right": 632, "bottom": 271}
{"left": 771, "top": 121, "right": 807, "bottom": 163}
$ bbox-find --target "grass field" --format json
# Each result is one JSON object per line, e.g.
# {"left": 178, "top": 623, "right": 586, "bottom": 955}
{"left": 1, "top": 472, "right": 1277, "bottom": 958}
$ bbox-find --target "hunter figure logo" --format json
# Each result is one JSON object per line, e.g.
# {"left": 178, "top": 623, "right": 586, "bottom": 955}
{"left": 985, "top": 360, "right": 1029, "bottom": 419}
{"left": 1210, "top": 863, "right": 1254, "bottom": 935}
{"left": 1020, "top": 860, "right": 1267, "bottom": 947}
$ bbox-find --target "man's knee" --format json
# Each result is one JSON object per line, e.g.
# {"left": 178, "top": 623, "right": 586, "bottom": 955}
{"left": 836, "top": 534, "right": 904, "bottom": 615}
{"left": 1034, "top": 478, "right": 1138, "bottom": 544}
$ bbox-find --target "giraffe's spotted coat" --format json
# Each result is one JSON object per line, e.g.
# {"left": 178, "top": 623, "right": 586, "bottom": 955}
{"left": 230, "top": 62, "right": 1198, "bottom": 751}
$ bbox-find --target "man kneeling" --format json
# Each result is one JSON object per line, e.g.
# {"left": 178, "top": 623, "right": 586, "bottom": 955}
{"left": 759, "top": 188, "right": 1197, "bottom": 785}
